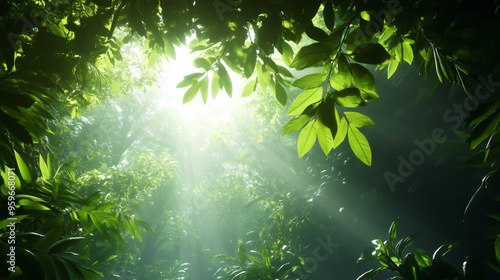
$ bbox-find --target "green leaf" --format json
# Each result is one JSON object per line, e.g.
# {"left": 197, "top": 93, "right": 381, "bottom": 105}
{"left": 395, "top": 234, "right": 416, "bottom": 257}
{"left": 388, "top": 59, "right": 399, "bottom": 78}
{"left": 275, "top": 81, "right": 288, "bottom": 106}
{"left": 182, "top": 81, "right": 201, "bottom": 104}
{"left": 316, "top": 121, "right": 334, "bottom": 155}
{"left": 344, "top": 112, "right": 374, "bottom": 127}
{"left": 402, "top": 41, "right": 414, "bottom": 64}
{"left": 292, "top": 73, "right": 327, "bottom": 89}
{"left": 288, "top": 87, "right": 323, "bottom": 115}
{"left": 218, "top": 64, "right": 233, "bottom": 97}
{"left": 334, "top": 88, "right": 364, "bottom": 108}
{"left": 238, "top": 244, "right": 247, "bottom": 264}
{"left": 432, "top": 242, "right": 459, "bottom": 260}
{"left": 468, "top": 112, "right": 500, "bottom": 149}
{"left": 282, "top": 114, "right": 313, "bottom": 135}
{"left": 256, "top": 61, "right": 271, "bottom": 93}
{"left": 351, "top": 43, "right": 390, "bottom": 64}
{"left": 211, "top": 72, "right": 221, "bottom": 98}
{"left": 289, "top": 43, "right": 333, "bottom": 70}
{"left": 262, "top": 246, "right": 271, "bottom": 267}
{"left": 244, "top": 45, "right": 257, "bottom": 78}
{"left": 15, "top": 150, "right": 32, "bottom": 183}
{"left": 280, "top": 41, "right": 294, "bottom": 66}
{"left": 199, "top": 75, "right": 209, "bottom": 103}
{"left": 347, "top": 126, "right": 372, "bottom": 166}
{"left": 0, "top": 215, "right": 28, "bottom": 229}
{"left": 350, "top": 63, "right": 376, "bottom": 92}
{"left": 298, "top": 120, "right": 318, "bottom": 157}
{"left": 39, "top": 154, "right": 51, "bottom": 180}
{"left": 333, "top": 116, "right": 347, "bottom": 148}
{"left": 49, "top": 237, "right": 85, "bottom": 254}
{"left": 414, "top": 249, "right": 432, "bottom": 268}
{"left": 331, "top": 55, "right": 351, "bottom": 90}
{"left": 177, "top": 73, "right": 203, "bottom": 88}
{"left": 242, "top": 78, "right": 257, "bottom": 97}
{"left": 388, "top": 220, "right": 398, "bottom": 248}
{"left": 193, "top": 57, "right": 212, "bottom": 70}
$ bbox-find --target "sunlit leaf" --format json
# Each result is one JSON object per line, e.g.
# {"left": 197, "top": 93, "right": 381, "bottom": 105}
{"left": 288, "top": 87, "right": 323, "bottom": 115}
{"left": 242, "top": 78, "right": 257, "bottom": 97}
{"left": 414, "top": 249, "right": 432, "bottom": 267}
{"left": 244, "top": 45, "right": 257, "bottom": 78}
{"left": 182, "top": 81, "right": 201, "bottom": 104}
{"left": 432, "top": 242, "right": 459, "bottom": 260}
{"left": 218, "top": 64, "right": 233, "bottom": 97}
{"left": 350, "top": 64, "right": 375, "bottom": 92}
{"left": 298, "top": 120, "right": 318, "bottom": 157}
{"left": 290, "top": 43, "right": 333, "bottom": 70}
{"left": 344, "top": 112, "right": 374, "bottom": 128}
{"left": 388, "top": 220, "right": 398, "bottom": 248}
{"left": 15, "top": 150, "right": 32, "bottom": 183}
{"left": 275, "top": 80, "right": 288, "bottom": 106}
{"left": 177, "top": 73, "right": 203, "bottom": 88}
{"left": 282, "top": 114, "right": 313, "bottom": 135}
{"left": 199, "top": 75, "right": 209, "bottom": 103}
{"left": 333, "top": 116, "right": 347, "bottom": 148}
{"left": 347, "top": 126, "right": 372, "bottom": 166}
{"left": 402, "top": 40, "right": 414, "bottom": 64}
{"left": 292, "top": 73, "right": 327, "bottom": 89}
{"left": 468, "top": 112, "right": 500, "bottom": 149}
{"left": 387, "top": 59, "right": 399, "bottom": 78}
{"left": 316, "top": 121, "right": 334, "bottom": 155}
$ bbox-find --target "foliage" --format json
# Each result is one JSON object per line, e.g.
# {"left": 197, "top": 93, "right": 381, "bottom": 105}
{"left": 213, "top": 242, "right": 299, "bottom": 280}
{"left": 357, "top": 221, "right": 484, "bottom": 280}
{"left": 0, "top": 151, "right": 149, "bottom": 279}
{"left": 0, "top": 0, "right": 498, "bottom": 166}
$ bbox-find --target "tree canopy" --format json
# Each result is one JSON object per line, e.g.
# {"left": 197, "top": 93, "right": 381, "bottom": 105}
{"left": 1, "top": 0, "right": 499, "bottom": 164}
{"left": 1, "top": 0, "right": 500, "bottom": 279}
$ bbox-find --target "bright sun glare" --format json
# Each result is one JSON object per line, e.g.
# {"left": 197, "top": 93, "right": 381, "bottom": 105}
{"left": 157, "top": 44, "right": 246, "bottom": 128}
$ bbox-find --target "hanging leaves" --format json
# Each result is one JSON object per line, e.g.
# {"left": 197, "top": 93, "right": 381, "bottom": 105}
{"left": 297, "top": 120, "right": 318, "bottom": 157}
{"left": 347, "top": 125, "right": 372, "bottom": 166}
{"left": 287, "top": 87, "right": 323, "bottom": 115}
{"left": 289, "top": 43, "right": 333, "bottom": 70}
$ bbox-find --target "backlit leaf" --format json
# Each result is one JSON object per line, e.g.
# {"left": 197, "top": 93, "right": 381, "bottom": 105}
{"left": 218, "top": 64, "right": 232, "bottom": 97}
{"left": 288, "top": 87, "right": 322, "bottom": 115}
{"left": 182, "top": 81, "right": 201, "bottom": 104}
{"left": 348, "top": 126, "right": 372, "bottom": 166}
{"left": 15, "top": 150, "right": 32, "bottom": 183}
{"left": 350, "top": 63, "right": 375, "bottom": 92}
{"left": 290, "top": 43, "right": 333, "bottom": 70}
{"left": 242, "top": 78, "right": 257, "bottom": 97}
{"left": 292, "top": 73, "right": 327, "bottom": 89}
{"left": 344, "top": 112, "right": 374, "bottom": 127}
{"left": 275, "top": 81, "right": 288, "bottom": 106}
{"left": 316, "top": 121, "right": 334, "bottom": 155}
{"left": 432, "top": 242, "right": 459, "bottom": 260}
{"left": 282, "top": 114, "right": 313, "bottom": 135}
{"left": 298, "top": 120, "right": 318, "bottom": 157}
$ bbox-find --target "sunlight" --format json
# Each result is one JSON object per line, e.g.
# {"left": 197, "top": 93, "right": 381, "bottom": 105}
{"left": 157, "top": 44, "right": 247, "bottom": 129}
